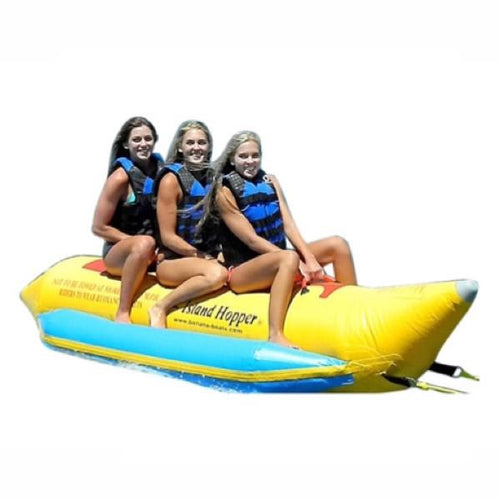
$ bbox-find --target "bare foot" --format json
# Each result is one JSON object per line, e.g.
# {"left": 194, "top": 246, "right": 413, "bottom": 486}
{"left": 115, "top": 312, "right": 131, "bottom": 324}
{"left": 269, "top": 332, "right": 299, "bottom": 349}
{"left": 148, "top": 305, "right": 166, "bottom": 328}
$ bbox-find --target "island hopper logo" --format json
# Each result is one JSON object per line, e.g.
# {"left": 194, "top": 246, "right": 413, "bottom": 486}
{"left": 181, "top": 302, "right": 259, "bottom": 328}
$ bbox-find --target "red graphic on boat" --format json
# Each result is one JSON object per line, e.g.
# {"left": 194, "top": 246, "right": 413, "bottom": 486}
{"left": 294, "top": 273, "right": 344, "bottom": 299}
{"left": 83, "top": 259, "right": 106, "bottom": 273}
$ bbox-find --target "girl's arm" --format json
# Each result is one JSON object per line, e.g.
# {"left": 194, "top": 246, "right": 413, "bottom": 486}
{"left": 270, "top": 175, "right": 323, "bottom": 281}
{"left": 156, "top": 173, "right": 210, "bottom": 258}
{"left": 216, "top": 186, "right": 283, "bottom": 255}
{"left": 91, "top": 169, "right": 131, "bottom": 243}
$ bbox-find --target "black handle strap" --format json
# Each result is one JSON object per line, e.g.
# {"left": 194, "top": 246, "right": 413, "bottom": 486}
{"left": 429, "top": 362, "right": 479, "bottom": 381}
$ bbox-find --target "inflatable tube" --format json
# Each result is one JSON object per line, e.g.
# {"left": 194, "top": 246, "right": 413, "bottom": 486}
{"left": 36, "top": 309, "right": 376, "bottom": 392}
{"left": 21, "top": 255, "right": 478, "bottom": 392}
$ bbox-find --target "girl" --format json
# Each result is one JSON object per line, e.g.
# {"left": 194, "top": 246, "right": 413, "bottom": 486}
{"left": 199, "top": 131, "right": 357, "bottom": 347}
{"left": 92, "top": 117, "right": 163, "bottom": 323}
{"left": 148, "top": 121, "right": 227, "bottom": 328}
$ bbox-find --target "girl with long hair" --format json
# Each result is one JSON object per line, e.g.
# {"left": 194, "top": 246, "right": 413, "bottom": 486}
{"left": 148, "top": 121, "right": 227, "bottom": 328}
{"left": 92, "top": 117, "right": 163, "bottom": 323}
{"left": 198, "top": 131, "right": 357, "bottom": 347}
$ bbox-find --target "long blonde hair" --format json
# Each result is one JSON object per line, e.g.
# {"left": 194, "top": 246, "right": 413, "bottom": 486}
{"left": 195, "top": 131, "right": 262, "bottom": 236}
{"left": 165, "top": 120, "right": 213, "bottom": 169}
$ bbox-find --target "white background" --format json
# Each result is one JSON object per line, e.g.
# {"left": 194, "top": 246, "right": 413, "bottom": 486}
{"left": 1, "top": 1, "right": 498, "bottom": 498}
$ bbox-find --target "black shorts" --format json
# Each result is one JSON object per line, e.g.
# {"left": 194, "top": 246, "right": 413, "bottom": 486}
{"left": 102, "top": 241, "right": 114, "bottom": 259}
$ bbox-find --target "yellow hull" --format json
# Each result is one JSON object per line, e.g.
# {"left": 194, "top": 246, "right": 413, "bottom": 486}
{"left": 21, "top": 255, "right": 477, "bottom": 392}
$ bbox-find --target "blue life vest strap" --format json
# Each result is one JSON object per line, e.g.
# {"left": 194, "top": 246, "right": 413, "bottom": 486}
{"left": 156, "top": 163, "right": 210, "bottom": 247}
{"left": 114, "top": 157, "right": 134, "bottom": 172}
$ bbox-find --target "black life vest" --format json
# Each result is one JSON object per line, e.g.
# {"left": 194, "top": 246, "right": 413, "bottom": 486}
{"left": 221, "top": 170, "right": 287, "bottom": 266}
{"left": 109, "top": 154, "right": 163, "bottom": 237}
{"left": 155, "top": 163, "right": 211, "bottom": 249}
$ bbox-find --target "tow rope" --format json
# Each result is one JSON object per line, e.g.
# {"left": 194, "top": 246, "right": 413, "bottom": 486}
{"left": 383, "top": 374, "right": 468, "bottom": 394}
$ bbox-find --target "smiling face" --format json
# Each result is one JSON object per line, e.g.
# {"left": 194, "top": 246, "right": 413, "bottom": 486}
{"left": 124, "top": 125, "right": 155, "bottom": 166}
{"left": 179, "top": 128, "right": 210, "bottom": 167}
{"left": 233, "top": 140, "right": 261, "bottom": 179}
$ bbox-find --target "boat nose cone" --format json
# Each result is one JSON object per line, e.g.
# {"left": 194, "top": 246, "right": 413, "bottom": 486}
{"left": 455, "top": 279, "right": 478, "bottom": 303}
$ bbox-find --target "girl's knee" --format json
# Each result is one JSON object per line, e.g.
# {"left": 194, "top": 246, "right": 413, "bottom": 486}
{"left": 280, "top": 250, "right": 300, "bottom": 269}
{"left": 329, "top": 235, "right": 351, "bottom": 255}
{"left": 132, "top": 235, "right": 156, "bottom": 257}
{"left": 206, "top": 265, "right": 228, "bottom": 287}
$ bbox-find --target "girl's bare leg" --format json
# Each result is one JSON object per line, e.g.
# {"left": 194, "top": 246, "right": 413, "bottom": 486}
{"left": 149, "top": 258, "right": 227, "bottom": 328}
{"left": 307, "top": 236, "right": 357, "bottom": 285}
{"left": 230, "top": 250, "right": 300, "bottom": 347}
{"left": 104, "top": 235, "right": 156, "bottom": 323}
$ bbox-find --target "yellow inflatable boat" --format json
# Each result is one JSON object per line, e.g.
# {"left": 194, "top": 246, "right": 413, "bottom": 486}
{"left": 21, "top": 255, "right": 478, "bottom": 392}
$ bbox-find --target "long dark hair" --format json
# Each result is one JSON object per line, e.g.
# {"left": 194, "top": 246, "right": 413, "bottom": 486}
{"left": 108, "top": 116, "right": 158, "bottom": 175}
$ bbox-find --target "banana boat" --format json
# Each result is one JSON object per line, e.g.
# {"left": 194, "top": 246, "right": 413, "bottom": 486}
{"left": 21, "top": 255, "right": 478, "bottom": 392}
